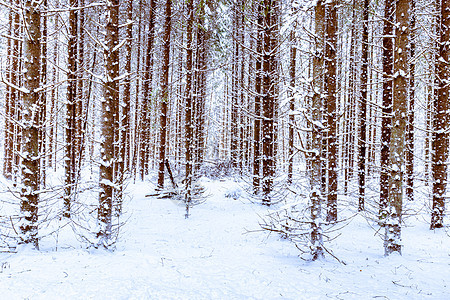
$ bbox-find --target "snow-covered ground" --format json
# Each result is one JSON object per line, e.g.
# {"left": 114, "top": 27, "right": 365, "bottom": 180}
{"left": 0, "top": 178, "right": 449, "bottom": 299}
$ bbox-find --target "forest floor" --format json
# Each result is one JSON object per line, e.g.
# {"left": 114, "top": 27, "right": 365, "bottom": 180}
{"left": 0, "top": 177, "right": 449, "bottom": 299}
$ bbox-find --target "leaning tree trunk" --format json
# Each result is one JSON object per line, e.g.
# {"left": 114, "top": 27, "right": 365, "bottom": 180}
{"left": 431, "top": 0, "right": 450, "bottom": 230}
{"left": 20, "top": 0, "right": 41, "bottom": 248}
{"left": 384, "top": 0, "right": 409, "bottom": 256}
{"left": 98, "top": 0, "right": 119, "bottom": 246}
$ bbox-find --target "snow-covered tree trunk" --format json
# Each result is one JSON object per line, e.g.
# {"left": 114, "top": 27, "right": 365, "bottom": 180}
{"left": 287, "top": 1, "right": 297, "bottom": 186}
{"left": 431, "top": 0, "right": 450, "bottom": 230}
{"left": 157, "top": 0, "right": 172, "bottom": 190}
{"left": 379, "top": 0, "right": 394, "bottom": 220}
{"left": 64, "top": 0, "right": 78, "bottom": 217}
{"left": 406, "top": 0, "right": 416, "bottom": 202}
{"left": 325, "top": 0, "right": 338, "bottom": 222}
{"left": 384, "top": 0, "right": 409, "bottom": 256}
{"left": 20, "top": 0, "right": 42, "bottom": 248}
{"left": 308, "top": 0, "right": 325, "bottom": 260}
{"left": 358, "top": 0, "right": 369, "bottom": 211}
{"left": 261, "top": 0, "right": 278, "bottom": 205}
{"left": 98, "top": 0, "right": 120, "bottom": 245}
{"left": 139, "top": 0, "right": 156, "bottom": 180}
{"left": 185, "top": 0, "right": 194, "bottom": 217}
{"left": 253, "top": 3, "right": 263, "bottom": 194}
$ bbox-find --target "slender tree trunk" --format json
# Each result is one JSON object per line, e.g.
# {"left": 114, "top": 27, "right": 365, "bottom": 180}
{"left": 64, "top": 0, "right": 78, "bottom": 217}
{"left": 406, "top": 0, "right": 416, "bottom": 202}
{"left": 157, "top": 0, "right": 172, "bottom": 189}
{"left": 185, "top": 0, "right": 194, "bottom": 217}
{"left": 379, "top": 0, "right": 394, "bottom": 220}
{"left": 287, "top": 4, "right": 297, "bottom": 185}
{"left": 431, "top": 0, "right": 450, "bottom": 230}
{"left": 253, "top": 4, "right": 263, "bottom": 194}
{"left": 262, "top": 0, "right": 278, "bottom": 205}
{"left": 140, "top": 0, "right": 156, "bottom": 180}
{"left": 20, "top": 0, "right": 41, "bottom": 248}
{"left": 98, "top": 0, "right": 119, "bottom": 245}
{"left": 384, "top": 0, "right": 409, "bottom": 256}
{"left": 358, "top": 0, "right": 369, "bottom": 211}
{"left": 309, "top": 0, "right": 325, "bottom": 260}
{"left": 325, "top": 0, "right": 338, "bottom": 222}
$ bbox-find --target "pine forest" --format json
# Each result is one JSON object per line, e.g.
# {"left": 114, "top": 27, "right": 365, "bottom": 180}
{"left": 0, "top": 0, "right": 449, "bottom": 298}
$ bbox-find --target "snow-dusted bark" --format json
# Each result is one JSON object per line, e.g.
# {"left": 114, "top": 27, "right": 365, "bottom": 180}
{"left": 431, "top": 0, "right": 450, "bottom": 230}
{"left": 384, "top": 0, "right": 409, "bottom": 256}
{"left": 261, "top": 0, "right": 278, "bottom": 205}
{"left": 380, "top": 0, "right": 394, "bottom": 220}
{"left": 406, "top": 0, "right": 416, "bottom": 203}
{"left": 185, "top": 0, "right": 194, "bottom": 217}
{"left": 308, "top": 0, "right": 325, "bottom": 260}
{"left": 287, "top": 1, "right": 297, "bottom": 186}
{"left": 157, "top": 0, "right": 172, "bottom": 190}
{"left": 325, "top": 0, "right": 338, "bottom": 222}
{"left": 64, "top": 0, "right": 78, "bottom": 217}
{"left": 358, "top": 0, "right": 369, "bottom": 211}
{"left": 20, "top": 0, "right": 42, "bottom": 248}
{"left": 98, "top": 0, "right": 120, "bottom": 245}
{"left": 253, "top": 3, "right": 263, "bottom": 194}
{"left": 139, "top": 0, "right": 156, "bottom": 180}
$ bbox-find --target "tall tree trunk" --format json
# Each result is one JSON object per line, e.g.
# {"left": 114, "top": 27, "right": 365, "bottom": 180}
{"left": 139, "top": 0, "right": 156, "bottom": 180}
{"left": 98, "top": 0, "right": 119, "bottom": 245}
{"left": 185, "top": 0, "right": 194, "bottom": 217}
{"left": 20, "top": 0, "right": 41, "bottom": 248}
{"left": 384, "top": 0, "right": 409, "bottom": 256}
{"left": 262, "top": 0, "right": 278, "bottom": 205}
{"left": 325, "top": 0, "right": 338, "bottom": 222}
{"left": 64, "top": 0, "right": 78, "bottom": 217}
{"left": 431, "top": 0, "right": 450, "bottom": 230}
{"left": 358, "top": 0, "right": 369, "bottom": 211}
{"left": 122, "top": 0, "right": 133, "bottom": 173}
{"left": 406, "top": 0, "right": 416, "bottom": 202}
{"left": 253, "top": 4, "right": 263, "bottom": 194}
{"left": 157, "top": 0, "right": 172, "bottom": 189}
{"left": 287, "top": 3, "right": 297, "bottom": 185}
{"left": 379, "top": 0, "right": 394, "bottom": 220}
{"left": 309, "top": 0, "right": 325, "bottom": 260}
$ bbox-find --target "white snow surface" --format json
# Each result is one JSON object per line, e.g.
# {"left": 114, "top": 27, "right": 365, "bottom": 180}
{"left": 0, "top": 178, "right": 449, "bottom": 299}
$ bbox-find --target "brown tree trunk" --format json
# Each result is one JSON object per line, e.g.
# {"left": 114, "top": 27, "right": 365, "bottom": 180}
{"left": 358, "top": 0, "right": 369, "bottom": 211}
{"left": 185, "top": 0, "right": 194, "bottom": 217}
{"left": 309, "top": 0, "right": 325, "bottom": 260}
{"left": 431, "top": 0, "right": 450, "bottom": 230}
{"left": 20, "top": 0, "right": 41, "bottom": 248}
{"left": 379, "top": 0, "right": 394, "bottom": 220}
{"left": 157, "top": 0, "right": 172, "bottom": 190}
{"left": 64, "top": 0, "right": 78, "bottom": 217}
{"left": 253, "top": 4, "right": 263, "bottom": 194}
{"left": 384, "top": 0, "right": 409, "bottom": 256}
{"left": 98, "top": 0, "right": 119, "bottom": 245}
{"left": 325, "top": 0, "right": 338, "bottom": 222}
{"left": 139, "top": 0, "right": 156, "bottom": 180}
{"left": 406, "top": 0, "right": 416, "bottom": 202}
{"left": 261, "top": 0, "right": 278, "bottom": 205}
{"left": 287, "top": 3, "right": 297, "bottom": 185}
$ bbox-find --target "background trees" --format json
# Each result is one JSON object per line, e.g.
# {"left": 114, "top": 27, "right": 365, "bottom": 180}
{"left": 0, "top": 0, "right": 448, "bottom": 255}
